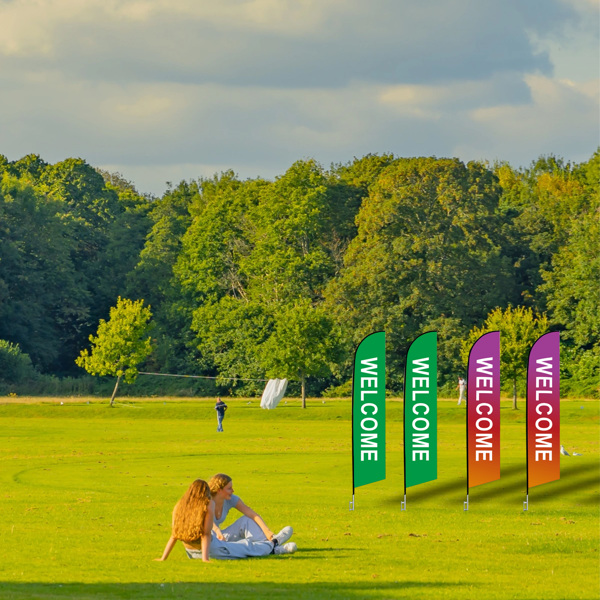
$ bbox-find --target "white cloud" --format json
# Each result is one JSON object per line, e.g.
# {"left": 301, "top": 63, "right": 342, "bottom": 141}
{"left": 461, "top": 75, "right": 599, "bottom": 164}
{"left": 0, "top": 0, "right": 563, "bottom": 87}
{"left": 0, "top": 1, "right": 597, "bottom": 195}
{"left": 378, "top": 73, "right": 533, "bottom": 120}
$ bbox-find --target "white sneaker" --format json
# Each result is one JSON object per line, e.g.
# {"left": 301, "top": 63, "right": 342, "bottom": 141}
{"left": 273, "top": 526, "right": 293, "bottom": 546}
{"left": 274, "top": 542, "right": 297, "bottom": 555}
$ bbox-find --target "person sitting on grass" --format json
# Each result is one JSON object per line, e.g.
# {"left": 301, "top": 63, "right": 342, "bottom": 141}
{"left": 209, "top": 473, "right": 293, "bottom": 547}
{"left": 154, "top": 479, "right": 296, "bottom": 562}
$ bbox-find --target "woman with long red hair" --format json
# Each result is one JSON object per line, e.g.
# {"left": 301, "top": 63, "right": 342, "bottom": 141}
{"left": 155, "top": 479, "right": 296, "bottom": 561}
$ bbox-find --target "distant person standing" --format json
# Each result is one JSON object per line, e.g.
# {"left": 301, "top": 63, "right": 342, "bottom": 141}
{"left": 456, "top": 377, "right": 466, "bottom": 406}
{"left": 215, "top": 397, "right": 228, "bottom": 432}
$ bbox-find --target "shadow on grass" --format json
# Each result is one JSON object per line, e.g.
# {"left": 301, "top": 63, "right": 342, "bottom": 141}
{"left": 528, "top": 475, "right": 600, "bottom": 505}
{"left": 384, "top": 461, "right": 599, "bottom": 506}
{"left": 385, "top": 463, "right": 525, "bottom": 505}
{"left": 0, "top": 580, "right": 473, "bottom": 600}
{"left": 578, "top": 493, "right": 600, "bottom": 506}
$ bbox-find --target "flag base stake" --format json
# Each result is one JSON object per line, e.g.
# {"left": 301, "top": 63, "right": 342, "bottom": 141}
{"left": 349, "top": 494, "right": 355, "bottom": 511}
{"left": 464, "top": 494, "right": 469, "bottom": 511}
{"left": 523, "top": 494, "right": 529, "bottom": 512}
{"left": 401, "top": 494, "right": 407, "bottom": 511}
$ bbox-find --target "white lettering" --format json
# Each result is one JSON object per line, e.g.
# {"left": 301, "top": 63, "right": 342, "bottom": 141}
{"left": 361, "top": 417, "right": 378, "bottom": 431}
{"left": 535, "top": 433, "right": 552, "bottom": 448}
{"left": 360, "top": 389, "right": 377, "bottom": 401}
{"left": 476, "top": 450, "right": 493, "bottom": 461}
{"left": 360, "top": 357, "right": 378, "bottom": 375}
{"left": 475, "top": 433, "right": 493, "bottom": 448}
{"left": 476, "top": 417, "right": 493, "bottom": 431}
{"left": 535, "top": 417, "right": 553, "bottom": 432}
{"left": 412, "top": 433, "right": 429, "bottom": 448}
{"left": 412, "top": 417, "right": 429, "bottom": 431}
{"left": 535, "top": 357, "right": 553, "bottom": 376}
{"left": 475, "top": 357, "right": 494, "bottom": 376}
{"left": 412, "top": 403, "right": 429, "bottom": 415}
{"left": 412, "top": 450, "right": 430, "bottom": 460}
{"left": 476, "top": 403, "right": 493, "bottom": 416}
{"left": 412, "top": 357, "right": 430, "bottom": 375}
{"left": 361, "top": 450, "right": 378, "bottom": 461}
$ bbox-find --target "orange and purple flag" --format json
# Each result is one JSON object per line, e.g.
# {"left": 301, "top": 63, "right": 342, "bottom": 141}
{"left": 526, "top": 332, "right": 560, "bottom": 501}
{"left": 466, "top": 331, "right": 500, "bottom": 506}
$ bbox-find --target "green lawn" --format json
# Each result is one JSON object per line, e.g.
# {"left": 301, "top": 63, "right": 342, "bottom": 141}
{"left": 0, "top": 397, "right": 598, "bottom": 600}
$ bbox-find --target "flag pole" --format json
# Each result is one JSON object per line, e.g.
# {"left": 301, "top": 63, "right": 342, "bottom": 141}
{"left": 524, "top": 348, "right": 530, "bottom": 512}
{"left": 464, "top": 361, "right": 469, "bottom": 511}
{"left": 401, "top": 360, "right": 407, "bottom": 511}
{"left": 350, "top": 342, "right": 357, "bottom": 511}
{"left": 464, "top": 376, "right": 469, "bottom": 510}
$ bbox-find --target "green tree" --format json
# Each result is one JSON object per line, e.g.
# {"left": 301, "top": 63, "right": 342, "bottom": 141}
{"left": 541, "top": 212, "right": 599, "bottom": 351}
{"left": 461, "top": 306, "right": 549, "bottom": 409}
{"left": 243, "top": 160, "right": 333, "bottom": 303}
{"left": 0, "top": 340, "right": 37, "bottom": 384}
{"left": 179, "top": 162, "right": 342, "bottom": 401}
{"left": 326, "top": 157, "right": 516, "bottom": 388}
{"left": 0, "top": 174, "right": 87, "bottom": 371}
{"left": 540, "top": 208, "right": 599, "bottom": 395}
{"left": 76, "top": 297, "right": 155, "bottom": 405}
{"left": 495, "top": 154, "right": 593, "bottom": 309}
{"left": 259, "top": 300, "right": 341, "bottom": 408}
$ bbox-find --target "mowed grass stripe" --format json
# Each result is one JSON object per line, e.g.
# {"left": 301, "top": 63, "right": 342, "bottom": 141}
{"left": 0, "top": 398, "right": 598, "bottom": 600}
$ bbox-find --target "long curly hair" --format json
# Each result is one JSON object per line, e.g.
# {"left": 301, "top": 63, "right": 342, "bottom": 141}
{"left": 172, "top": 479, "right": 211, "bottom": 543}
{"left": 208, "top": 473, "right": 232, "bottom": 497}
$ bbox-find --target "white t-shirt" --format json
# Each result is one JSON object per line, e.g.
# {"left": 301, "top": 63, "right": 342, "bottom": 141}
{"left": 213, "top": 494, "right": 241, "bottom": 527}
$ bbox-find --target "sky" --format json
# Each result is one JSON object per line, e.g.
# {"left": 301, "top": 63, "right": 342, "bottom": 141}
{"left": 0, "top": 0, "right": 598, "bottom": 197}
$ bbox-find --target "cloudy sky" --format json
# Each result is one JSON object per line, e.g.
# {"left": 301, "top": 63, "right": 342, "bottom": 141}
{"left": 1, "top": 0, "right": 598, "bottom": 196}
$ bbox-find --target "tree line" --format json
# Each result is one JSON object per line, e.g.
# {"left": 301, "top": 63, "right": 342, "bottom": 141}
{"left": 0, "top": 151, "right": 598, "bottom": 398}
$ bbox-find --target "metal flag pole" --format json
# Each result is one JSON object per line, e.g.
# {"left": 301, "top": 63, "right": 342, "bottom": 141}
{"left": 524, "top": 350, "right": 530, "bottom": 512}
{"left": 402, "top": 362, "right": 407, "bottom": 511}
{"left": 350, "top": 353, "right": 356, "bottom": 512}
{"left": 464, "top": 367, "right": 469, "bottom": 511}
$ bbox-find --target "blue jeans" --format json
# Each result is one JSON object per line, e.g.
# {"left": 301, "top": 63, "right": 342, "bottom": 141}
{"left": 217, "top": 412, "right": 224, "bottom": 431}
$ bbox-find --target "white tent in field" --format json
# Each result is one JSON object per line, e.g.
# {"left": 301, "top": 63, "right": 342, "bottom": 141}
{"left": 260, "top": 378, "right": 288, "bottom": 410}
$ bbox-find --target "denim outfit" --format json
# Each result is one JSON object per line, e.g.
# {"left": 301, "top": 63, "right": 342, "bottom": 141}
{"left": 185, "top": 494, "right": 275, "bottom": 560}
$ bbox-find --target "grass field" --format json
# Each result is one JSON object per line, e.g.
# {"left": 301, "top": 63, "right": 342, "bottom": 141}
{"left": 0, "top": 397, "right": 598, "bottom": 600}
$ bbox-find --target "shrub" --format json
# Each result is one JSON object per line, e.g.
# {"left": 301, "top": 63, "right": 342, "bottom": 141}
{"left": 0, "top": 340, "right": 37, "bottom": 384}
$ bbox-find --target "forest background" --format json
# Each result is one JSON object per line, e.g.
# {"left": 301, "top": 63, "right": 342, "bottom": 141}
{"left": 0, "top": 150, "right": 598, "bottom": 400}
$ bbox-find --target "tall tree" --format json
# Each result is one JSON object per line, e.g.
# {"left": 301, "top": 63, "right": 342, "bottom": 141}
{"left": 496, "top": 154, "right": 592, "bottom": 309}
{"left": 538, "top": 152, "right": 600, "bottom": 395}
{"left": 461, "top": 306, "right": 549, "bottom": 409}
{"left": 0, "top": 175, "right": 86, "bottom": 371}
{"left": 259, "top": 300, "right": 341, "bottom": 408}
{"left": 76, "top": 297, "right": 155, "bottom": 405}
{"left": 326, "top": 157, "right": 516, "bottom": 388}
{"left": 179, "top": 161, "right": 342, "bottom": 401}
